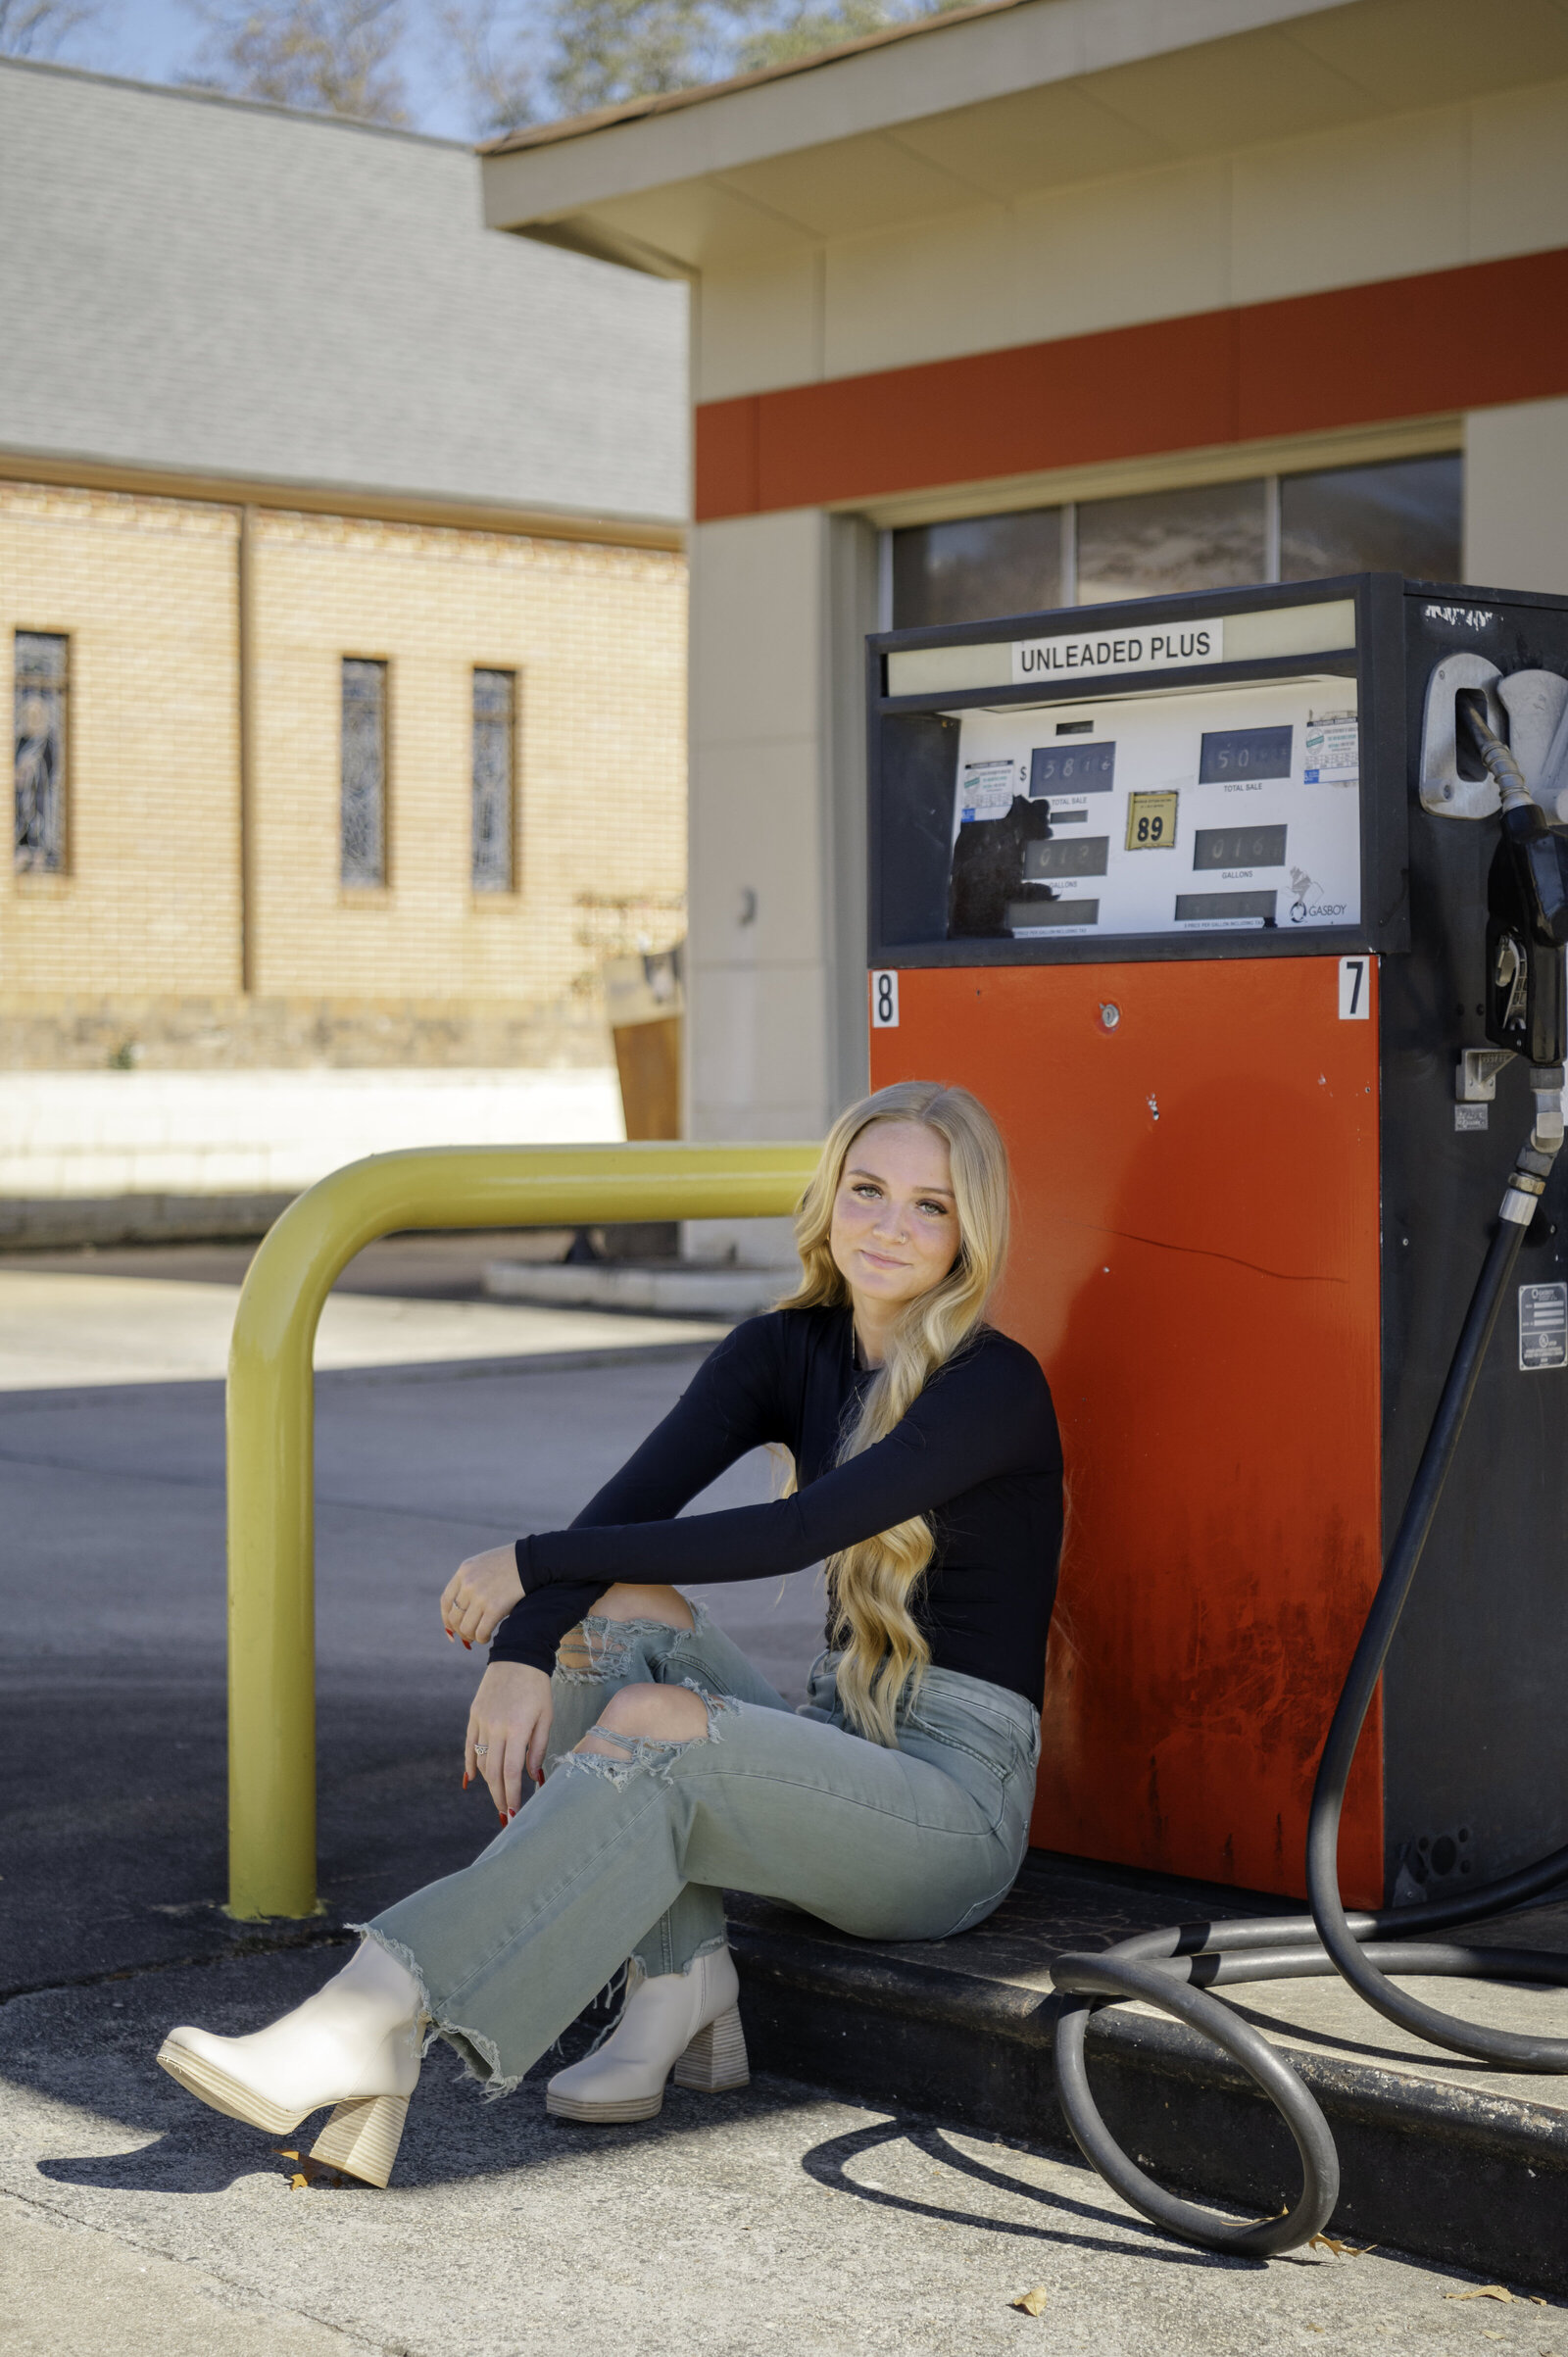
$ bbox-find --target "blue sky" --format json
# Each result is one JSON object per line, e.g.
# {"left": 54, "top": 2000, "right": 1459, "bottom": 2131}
{"left": 58, "top": 0, "right": 484, "bottom": 138}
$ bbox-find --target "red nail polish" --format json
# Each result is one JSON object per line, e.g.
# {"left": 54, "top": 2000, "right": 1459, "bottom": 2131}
{"left": 462, "top": 1772, "right": 469, "bottom": 1790}
{"left": 463, "top": 1640, "right": 471, "bottom": 1651}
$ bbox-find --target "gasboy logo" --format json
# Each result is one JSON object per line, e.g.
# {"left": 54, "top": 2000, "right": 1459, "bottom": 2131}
{"left": 1290, "top": 865, "right": 1348, "bottom": 924}
{"left": 1011, "top": 620, "right": 1226, "bottom": 684}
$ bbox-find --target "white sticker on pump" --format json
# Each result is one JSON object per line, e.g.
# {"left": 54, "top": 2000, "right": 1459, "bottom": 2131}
{"left": 870, "top": 970, "right": 900, "bottom": 1028}
{"left": 1304, "top": 716, "right": 1359, "bottom": 784}
{"left": 1520, "top": 1283, "right": 1567, "bottom": 1371}
{"left": 1339, "top": 957, "right": 1371, "bottom": 1019}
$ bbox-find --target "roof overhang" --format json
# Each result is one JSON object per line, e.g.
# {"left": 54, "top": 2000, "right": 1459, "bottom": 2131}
{"left": 479, "top": 0, "right": 1568, "bottom": 277}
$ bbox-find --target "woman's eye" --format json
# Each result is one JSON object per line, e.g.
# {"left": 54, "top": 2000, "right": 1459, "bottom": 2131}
{"left": 916, "top": 1200, "right": 950, "bottom": 1218}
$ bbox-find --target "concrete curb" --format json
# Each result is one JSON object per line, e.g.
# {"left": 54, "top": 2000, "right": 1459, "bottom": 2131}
{"left": 728, "top": 1900, "right": 1568, "bottom": 2292}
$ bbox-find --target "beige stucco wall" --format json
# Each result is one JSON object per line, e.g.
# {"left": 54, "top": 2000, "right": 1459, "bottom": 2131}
{"left": 685, "top": 507, "right": 875, "bottom": 1166}
{"left": 1465, "top": 399, "right": 1568, "bottom": 599}
{"left": 692, "top": 74, "right": 1568, "bottom": 403}
{"left": 1, "top": 484, "right": 686, "bottom": 1068}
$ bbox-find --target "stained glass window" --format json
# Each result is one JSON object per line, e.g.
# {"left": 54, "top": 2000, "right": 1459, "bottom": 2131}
{"left": 471, "top": 668, "right": 515, "bottom": 893}
{"left": 341, "top": 658, "right": 387, "bottom": 887}
{"left": 15, "top": 632, "right": 67, "bottom": 873}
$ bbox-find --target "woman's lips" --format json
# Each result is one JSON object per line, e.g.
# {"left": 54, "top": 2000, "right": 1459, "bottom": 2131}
{"left": 858, "top": 1248, "right": 906, "bottom": 1270}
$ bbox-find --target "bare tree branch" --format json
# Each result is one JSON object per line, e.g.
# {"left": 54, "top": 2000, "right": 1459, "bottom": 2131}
{"left": 0, "top": 0, "right": 103, "bottom": 60}
{"left": 538, "top": 0, "right": 960, "bottom": 119}
{"left": 182, "top": 0, "right": 411, "bottom": 123}
{"left": 434, "top": 0, "right": 533, "bottom": 136}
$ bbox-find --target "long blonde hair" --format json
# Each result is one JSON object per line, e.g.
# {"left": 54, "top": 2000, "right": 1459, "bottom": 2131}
{"left": 776, "top": 1081, "right": 1011, "bottom": 1745}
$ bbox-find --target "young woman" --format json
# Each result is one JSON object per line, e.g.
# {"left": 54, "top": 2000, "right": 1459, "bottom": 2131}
{"left": 158, "top": 1081, "right": 1063, "bottom": 2186}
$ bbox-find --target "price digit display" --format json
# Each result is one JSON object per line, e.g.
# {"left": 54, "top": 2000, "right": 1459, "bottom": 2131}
{"left": 1029, "top": 743, "right": 1116, "bottom": 795}
{"left": 1023, "top": 836, "right": 1110, "bottom": 880}
{"left": 1125, "top": 791, "right": 1179, "bottom": 851}
{"left": 1198, "top": 725, "right": 1293, "bottom": 784}
{"left": 1192, "top": 824, "right": 1288, "bottom": 870}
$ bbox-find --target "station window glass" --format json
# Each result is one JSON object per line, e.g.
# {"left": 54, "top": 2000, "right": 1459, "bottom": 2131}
{"left": 470, "top": 667, "right": 515, "bottom": 893}
{"left": 14, "top": 631, "right": 68, "bottom": 874}
{"left": 340, "top": 658, "right": 387, "bottom": 888}
{"left": 1280, "top": 453, "right": 1461, "bottom": 582}
{"left": 891, "top": 508, "right": 1064, "bottom": 630}
{"left": 889, "top": 452, "right": 1463, "bottom": 627}
{"left": 1076, "top": 478, "right": 1269, "bottom": 606}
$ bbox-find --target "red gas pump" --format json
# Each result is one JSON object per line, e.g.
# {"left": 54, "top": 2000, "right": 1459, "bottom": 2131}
{"left": 865, "top": 574, "right": 1568, "bottom": 2253}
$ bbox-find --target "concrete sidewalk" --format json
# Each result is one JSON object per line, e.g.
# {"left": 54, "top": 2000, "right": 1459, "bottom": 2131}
{"left": 7, "top": 1956, "right": 1550, "bottom": 2357}
{"left": 0, "top": 1264, "right": 725, "bottom": 1389}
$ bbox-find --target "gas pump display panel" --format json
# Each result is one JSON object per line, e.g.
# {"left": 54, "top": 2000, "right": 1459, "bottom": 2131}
{"left": 946, "top": 678, "right": 1360, "bottom": 943}
{"left": 865, "top": 573, "right": 1568, "bottom": 1914}
{"left": 869, "top": 580, "right": 1402, "bottom": 968}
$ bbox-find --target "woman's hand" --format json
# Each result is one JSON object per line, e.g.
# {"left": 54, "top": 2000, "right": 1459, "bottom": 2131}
{"left": 441, "top": 1545, "right": 524, "bottom": 1648}
{"left": 466, "top": 1660, "right": 554, "bottom": 1820}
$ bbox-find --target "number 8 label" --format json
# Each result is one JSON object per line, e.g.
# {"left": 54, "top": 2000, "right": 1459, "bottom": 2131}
{"left": 871, "top": 970, "right": 900, "bottom": 1028}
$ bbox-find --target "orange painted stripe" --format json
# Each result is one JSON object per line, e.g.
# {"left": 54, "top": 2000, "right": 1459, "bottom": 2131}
{"left": 696, "top": 245, "right": 1568, "bottom": 521}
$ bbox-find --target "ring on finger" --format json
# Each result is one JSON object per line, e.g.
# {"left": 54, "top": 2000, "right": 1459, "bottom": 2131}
{"left": 474, "top": 1743, "right": 489, "bottom": 1755}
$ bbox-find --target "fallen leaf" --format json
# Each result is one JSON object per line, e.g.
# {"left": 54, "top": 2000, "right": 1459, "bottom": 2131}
{"left": 1446, "top": 2288, "right": 1517, "bottom": 2305}
{"left": 1009, "top": 2286, "right": 1049, "bottom": 2317}
{"left": 1309, "top": 2234, "right": 1377, "bottom": 2257}
{"left": 288, "top": 2173, "right": 309, "bottom": 2191}
{"left": 275, "top": 2149, "right": 300, "bottom": 2162}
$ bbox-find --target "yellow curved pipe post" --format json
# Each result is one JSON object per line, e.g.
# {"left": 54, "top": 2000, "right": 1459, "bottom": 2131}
{"left": 226, "top": 1140, "right": 818, "bottom": 1920}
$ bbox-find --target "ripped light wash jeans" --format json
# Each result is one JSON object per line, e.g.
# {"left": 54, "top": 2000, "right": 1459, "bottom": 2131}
{"left": 366, "top": 1598, "right": 1041, "bottom": 2093}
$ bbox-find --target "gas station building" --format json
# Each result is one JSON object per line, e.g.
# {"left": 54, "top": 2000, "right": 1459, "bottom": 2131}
{"left": 481, "top": 0, "right": 1568, "bottom": 1174}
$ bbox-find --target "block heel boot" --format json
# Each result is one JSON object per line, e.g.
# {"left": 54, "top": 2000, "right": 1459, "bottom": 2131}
{"left": 157, "top": 1937, "right": 423, "bottom": 2187}
{"left": 547, "top": 1945, "right": 749, "bottom": 2124}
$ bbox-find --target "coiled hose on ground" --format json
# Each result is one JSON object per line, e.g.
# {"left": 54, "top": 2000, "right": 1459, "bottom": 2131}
{"left": 1051, "top": 1128, "right": 1568, "bottom": 2256}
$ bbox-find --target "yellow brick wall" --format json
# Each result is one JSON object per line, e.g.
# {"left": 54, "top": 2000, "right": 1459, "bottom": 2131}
{"left": 0, "top": 484, "right": 242, "bottom": 1001}
{"left": 0, "top": 485, "right": 688, "bottom": 1065}
{"left": 251, "top": 512, "right": 687, "bottom": 1006}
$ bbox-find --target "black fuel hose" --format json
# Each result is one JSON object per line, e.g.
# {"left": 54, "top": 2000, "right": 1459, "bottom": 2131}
{"left": 1052, "top": 1148, "right": 1568, "bottom": 2256}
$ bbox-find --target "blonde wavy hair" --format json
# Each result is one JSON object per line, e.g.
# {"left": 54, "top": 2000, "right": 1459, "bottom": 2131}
{"left": 775, "top": 1081, "right": 1011, "bottom": 1746}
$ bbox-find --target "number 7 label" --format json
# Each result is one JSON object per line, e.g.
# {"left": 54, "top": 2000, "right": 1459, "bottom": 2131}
{"left": 1339, "top": 957, "right": 1370, "bottom": 1019}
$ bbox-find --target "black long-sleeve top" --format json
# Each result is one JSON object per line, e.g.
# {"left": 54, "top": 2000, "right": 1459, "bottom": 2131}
{"left": 490, "top": 1304, "right": 1063, "bottom": 1709}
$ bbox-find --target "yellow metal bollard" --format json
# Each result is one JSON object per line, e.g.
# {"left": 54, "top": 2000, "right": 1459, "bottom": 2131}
{"left": 226, "top": 1140, "right": 817, "bottom": 1920}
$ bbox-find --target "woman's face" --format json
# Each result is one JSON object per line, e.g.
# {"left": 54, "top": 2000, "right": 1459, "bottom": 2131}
{"left": 828, "top": 1120, "right": 961, "bottom": 1311}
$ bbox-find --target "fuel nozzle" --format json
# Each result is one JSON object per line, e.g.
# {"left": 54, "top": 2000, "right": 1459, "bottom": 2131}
{"left": 1463, "top": 700, "right": 1568, "bottom": 1068}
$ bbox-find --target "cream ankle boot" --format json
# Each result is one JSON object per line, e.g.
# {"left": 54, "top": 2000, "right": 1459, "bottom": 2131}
{"left": 157, "top": 1937, "right": 423, "bottom": 2186}
{"left": 546, "top": 1945, "right": 749, "bottom": 2124}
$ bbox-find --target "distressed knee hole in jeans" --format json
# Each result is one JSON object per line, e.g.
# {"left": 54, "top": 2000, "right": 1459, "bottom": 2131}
{"left": 564, "top": 1684, "right": 736, "bottom": 1790}
{"left": 554, "top": 1606, "right": 706, "bottom": 1687}
{"left": 554, "top": 1620, "right": 637, "bottom": 1686}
